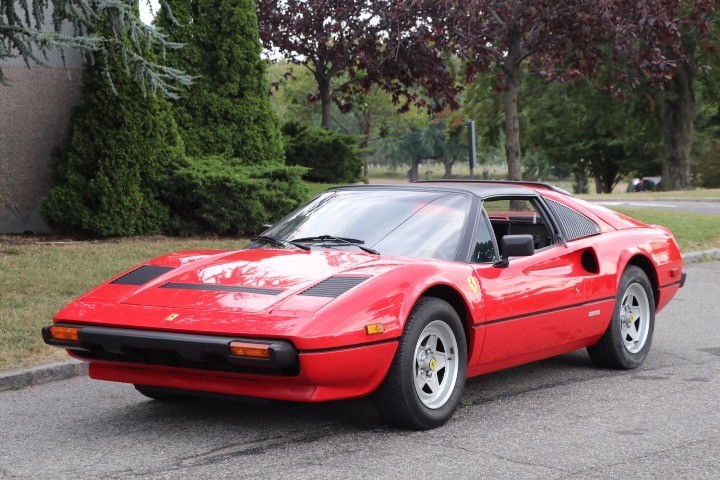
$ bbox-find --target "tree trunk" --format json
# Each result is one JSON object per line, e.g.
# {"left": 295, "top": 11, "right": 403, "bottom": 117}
{"left": 502, "top": 50, "right": 522, "bottom": 181}
{"left": 574, "top": 171, "right": 586, "bottom": 194}
{"left": 356, "top": 111, "right": 372, "bottom": 184}
{"left": 658, "top": 62, "right": 695, "bottom": 191}
{"left": 318, "top": 76, "right": 332, "bottom": 130}
{"left": 408, "top": 159, "right": 419, "bottom": 182}
{"left": 443, "top": 156, "right": 456, "bottom": 178}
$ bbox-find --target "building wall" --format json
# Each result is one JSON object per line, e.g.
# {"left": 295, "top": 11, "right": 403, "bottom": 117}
{"left": 0, "top": 65, "right": 83, "bottom": 233}
{"left": 0, "top": 5, "right": 84, "bottom": 234}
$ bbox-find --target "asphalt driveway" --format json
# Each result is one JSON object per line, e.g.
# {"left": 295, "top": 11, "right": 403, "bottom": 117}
{"left": 1, "top": 261, "right": 718, "bottom": 479}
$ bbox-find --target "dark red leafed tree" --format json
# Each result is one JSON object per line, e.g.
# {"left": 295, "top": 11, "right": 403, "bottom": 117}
{"left": 408, "top": 0, "right": 702, "bottom": 182}
{"left": 257, "top": 0, "right": 458, "bottom": 129}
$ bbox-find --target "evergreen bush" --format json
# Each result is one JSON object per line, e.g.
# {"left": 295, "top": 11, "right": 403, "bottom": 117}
{"left": 41, "top": 45, "right": 185, "bottom": 237}
{"left": 156, "top": 0, "right": 285, "bottom": 165}
{"left": 282, "top": 122, "right": 363, "bottom": 183}
{"left": 163, "top": 156, "right": 308, "bottom": 235}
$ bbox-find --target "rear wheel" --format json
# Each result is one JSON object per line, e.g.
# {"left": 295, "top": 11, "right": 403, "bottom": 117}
{"left": 373, "top": 297, "right": 467, "bottom": 430}
{"left": 587, "top": 266, "right": 655, "bottom": 369}
{"left": 134, "top": 384, "right": 190, "bottom": 402}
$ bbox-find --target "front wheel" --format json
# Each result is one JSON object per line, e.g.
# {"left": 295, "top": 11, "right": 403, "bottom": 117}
{"left": 587, "top": 266, "right": 655, "bottom": 369}
{"left": 373, "top": 297, "right": 467, "bottom": 430}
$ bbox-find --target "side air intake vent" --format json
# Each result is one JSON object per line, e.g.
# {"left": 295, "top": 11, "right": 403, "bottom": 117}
{"left": 299, "top": 276, "right": 371, "bottom": 298}
{"left": 110, "top": 265, "right": 174, "bottom": 285}
{"left": 547, "top": 199, "right": 601, "bottom": 241}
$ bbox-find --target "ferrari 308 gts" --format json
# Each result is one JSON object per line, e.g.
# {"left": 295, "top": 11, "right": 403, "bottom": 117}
{"left": 43, "top": 181, "right": 685, "bottom": 429}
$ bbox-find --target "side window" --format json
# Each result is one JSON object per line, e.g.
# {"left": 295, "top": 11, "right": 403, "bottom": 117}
{"left": 482, "top": 197, "right": 556, "bottom": 255}
{"left": 471, "top": 213, "right": 497, "bottom": 263}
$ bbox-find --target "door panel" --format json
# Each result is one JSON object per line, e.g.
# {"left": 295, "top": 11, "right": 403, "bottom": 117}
{"left": 473, "top": 245, "right": 586, "bottom": 364}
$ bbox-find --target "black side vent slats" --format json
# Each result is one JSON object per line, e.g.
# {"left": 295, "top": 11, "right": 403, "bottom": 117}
{"left": 548, "top": 199, "right": 601, "bottom": 241}
{"left": 299, "top": 275, "right": 371, "bottom": 298}
{"left": 110, "top": 265, "right": 175, "bottom": 286}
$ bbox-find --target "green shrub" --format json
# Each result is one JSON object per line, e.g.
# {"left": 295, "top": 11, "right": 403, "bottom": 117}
{"left": 163, "top": 156, "right": 308, "bottom": 235}
{"left": 42, "top": 43, "right": 185, "bottom": 237}
{"left": 156, "top": 0, "right": 285, "bottom": 165}
{"left": 283, "top": 122, "right": 363, "bottom": 183}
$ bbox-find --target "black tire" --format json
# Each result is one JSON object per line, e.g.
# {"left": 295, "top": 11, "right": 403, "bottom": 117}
{"left": 373, "top": 297, "right": 467, "bottom": 430}
{"left": 134, "top": 384, "right": 190, "bottom": 402}
{"left": 587, "top": 265, "right": 655, "bottom": 369}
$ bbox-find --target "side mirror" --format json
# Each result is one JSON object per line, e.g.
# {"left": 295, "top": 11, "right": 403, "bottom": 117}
{"left": 494, "top": 235, "right": 535, "bottom": 268}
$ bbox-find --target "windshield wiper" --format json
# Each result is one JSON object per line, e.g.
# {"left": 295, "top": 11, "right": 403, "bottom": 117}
{"left": 251, "top": 235, "right": 311, "bottom": 251}
{"left": 290, "top": 235, "right": 380, "bottom": 255}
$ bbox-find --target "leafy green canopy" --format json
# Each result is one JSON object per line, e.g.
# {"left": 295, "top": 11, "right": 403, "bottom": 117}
{"left": 0, "top": 1, "right": 190, "bottom": 96}
{"left": 155, "top": 0, "right": 284, "bottom": 164}
{"left": 41, "top": 40, "right": 186, "bottom": 236}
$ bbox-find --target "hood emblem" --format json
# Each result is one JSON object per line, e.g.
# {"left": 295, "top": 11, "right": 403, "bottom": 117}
{"left": 164, "top": 313, "right": 180, "bottom": 322}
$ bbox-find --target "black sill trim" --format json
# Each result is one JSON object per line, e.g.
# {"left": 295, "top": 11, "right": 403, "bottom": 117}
{"left": 660, "top": 279, "right": 683, "bottom": 289}
{"left": 160, "top": 282, "right": 285, "bottom": 296}
{"left": 477, "top": 295, "right": 616, "bottom": 327}
{"left": 298, "top": 337, "right": 400, "bottom": 354}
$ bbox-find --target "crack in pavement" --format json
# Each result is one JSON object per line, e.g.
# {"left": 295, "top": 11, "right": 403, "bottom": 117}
{"left": 420, "top": 438, "right": 572, "bottom": 475}
{"left": 558, "top": 435, "right": 720, "bottom": 479}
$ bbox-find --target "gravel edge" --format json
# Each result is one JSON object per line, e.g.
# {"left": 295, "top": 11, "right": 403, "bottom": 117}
{"left": 2, "top": 249, "right": 718, "bottom": 392}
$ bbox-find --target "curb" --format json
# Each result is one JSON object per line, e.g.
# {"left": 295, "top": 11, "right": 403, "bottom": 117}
{"left": 1, "top": 250, "right": 717, "bottom": 393}
{"left": 0, "top": 359, "right": 87, "bottom": 392}
{"left": 682, "top": 248, "right": 720, "bottom": 264}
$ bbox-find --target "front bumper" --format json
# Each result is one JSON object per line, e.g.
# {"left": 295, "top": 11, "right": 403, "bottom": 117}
{"left": 42, "top": 323, "right": 398, "bottom": 401}
{"left": 42, "top": 323, "right": 299, "bottom": 376}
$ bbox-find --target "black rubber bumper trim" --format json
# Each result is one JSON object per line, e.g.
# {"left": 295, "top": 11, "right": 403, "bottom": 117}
{"left": 680, "top": 272, "right": 687, "bottom": 288}
{"left": 42, "top": 323, "right": 298, "bottom": 369}
{"left": 298, "top": 337, "right": 400, "bottom": 354}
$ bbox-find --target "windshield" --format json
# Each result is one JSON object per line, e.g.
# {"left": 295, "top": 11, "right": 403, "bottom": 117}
{"left": 257, "top": 189, "right": 470, "bottom": 261}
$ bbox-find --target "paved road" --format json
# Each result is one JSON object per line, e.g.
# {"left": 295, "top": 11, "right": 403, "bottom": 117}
{"left": 2, "top": 262, "right": 719, "bottom": 479}
{"left": 593, "top": 200, "right": 720, "bottom": 215}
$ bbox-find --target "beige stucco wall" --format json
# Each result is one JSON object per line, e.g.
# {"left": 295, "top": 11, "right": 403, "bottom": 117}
{"left": 0, "top": 65, "right": 83, "bottom": 233}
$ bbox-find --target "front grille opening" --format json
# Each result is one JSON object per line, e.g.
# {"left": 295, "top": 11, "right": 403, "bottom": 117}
{"left": 74, "top": 346, "right": 300, "bottom": 377}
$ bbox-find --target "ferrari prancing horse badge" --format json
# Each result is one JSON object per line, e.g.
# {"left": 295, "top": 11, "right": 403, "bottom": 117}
{"left": 466, "top": 276, "right": 478, "bottom": 294}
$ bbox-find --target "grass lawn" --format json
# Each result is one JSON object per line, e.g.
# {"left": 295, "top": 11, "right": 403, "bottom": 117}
{"left": 580, "top": 188, "right": 720, "bottom": 201}
{"left": 0, "top": 237, "right": 246, "bottom": 370}
{"left": 607, "top": 207, "right": 720, "bottom": 252}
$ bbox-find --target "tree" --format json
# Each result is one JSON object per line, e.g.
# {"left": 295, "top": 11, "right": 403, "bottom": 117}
{"left": 0, "top": 1, "right": 190, "bottom": 95}
{"left": 654, "top": 2, "right": 718, "bottom": 190}
{"left": 257, "top": 0, "right": 459, "bottom": 129}
{"left": 41, "top": 37, "right": 186, "bottom": 236}
{"left": 409, "top": 0, "right": 697, "bottom": 181}
{"left": 155, "top": 0, "right": 284, "bottom": 163}
{"left": 525, "top": 79, "right": 663, "bottom": 193}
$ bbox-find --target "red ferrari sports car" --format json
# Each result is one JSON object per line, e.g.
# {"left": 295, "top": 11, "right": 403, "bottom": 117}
{"left": 43, "top": 181, "right": 685, "bottom": 429}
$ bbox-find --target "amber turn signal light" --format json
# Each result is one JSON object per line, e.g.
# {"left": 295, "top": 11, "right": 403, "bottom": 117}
{"left": 49, "top": 326, "right": 80, "bottom": 342}
{"left": 365, "top": 323, "right": 385, "bottom": 335}
{"left": 229, "top": 341, "right": 271, "bottom": 359}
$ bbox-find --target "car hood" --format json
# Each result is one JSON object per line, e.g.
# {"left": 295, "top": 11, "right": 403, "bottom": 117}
{"left": 116, "top": 248, "right": 378, "bottom": 312}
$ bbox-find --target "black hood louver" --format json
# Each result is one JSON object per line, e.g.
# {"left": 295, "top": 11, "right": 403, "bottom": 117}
{"left": 159, "top": 283, "right": 284, "bottom": 296}
{"left": 110, "top": 265, "right": 175, "bottom": 286}
{"left": 299, "top": 275, "right": 371, "bottom": 298}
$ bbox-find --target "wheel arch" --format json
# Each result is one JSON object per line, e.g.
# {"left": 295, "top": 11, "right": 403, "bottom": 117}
{"left": 417, "top": 284, "right": 474, "bottom": 355}
{"left": 624, "top": 254, "right": 659, "bottom": 309}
